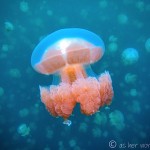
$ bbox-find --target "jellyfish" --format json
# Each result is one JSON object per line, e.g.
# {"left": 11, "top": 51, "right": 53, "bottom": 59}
{"left": 145, "top": 38, "right": 150, "bottom": 52}
{"left": 19, "top": 108, "right": 29, "bottom": 118}
{"left": 93, "top": 112, "right": 107, "bottom": 126}
{"left": 79, "top": 122, "right": 88, "bottom": 133}
{"left": 117, "top": 13, "right": 128, "bottom": 24}
{"left": 0, "top": 87, "right": 4, "bottom": 97}
{"left": 4, "top": 21, "right": 14, "bottom": 32}
{"left": 109, "top": 110, "right": 125, "bottom": 131}
{"left": 17, "top": 123, "right": 30, "bottom": 136}
{"left": 122, "top": 48, "right": 139, "bottom": 65}
{"left": 31, "top": 28, "right": 113, "bottom": 124}
{"left": 20, "top": 1, "right": 29, "bottom": 12}
{"left": 92, "top": 127, "right": 102, "bottom": 138}
{"left": 69, "top": 139, "right": 76, "bottom": 148}
{"left": 124, "top": 73, "right": 137, "bottom": 84}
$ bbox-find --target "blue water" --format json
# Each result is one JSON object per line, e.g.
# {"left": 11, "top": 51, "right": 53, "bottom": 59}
{"left": 0, "top": 0, "right": 150, "bottom": 150}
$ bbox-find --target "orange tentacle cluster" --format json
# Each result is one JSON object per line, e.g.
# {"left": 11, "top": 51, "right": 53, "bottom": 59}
{"left": 40, "top": 71, "right": 113, "bottom": 120}
{"left": 40, "top": 83, "right": 76, "bottom": 119}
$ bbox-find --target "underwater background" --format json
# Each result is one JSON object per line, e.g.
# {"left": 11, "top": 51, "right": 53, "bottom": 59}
{"left": 0, "top": 0, "right": 150, "bottom": 150}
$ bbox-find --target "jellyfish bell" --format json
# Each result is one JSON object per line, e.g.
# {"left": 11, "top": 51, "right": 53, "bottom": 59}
{"left": 31, "top": 28, "right": 105, "bottom": 75}
{"left": 31, "top": 28, "right": 113, "bottom": 124}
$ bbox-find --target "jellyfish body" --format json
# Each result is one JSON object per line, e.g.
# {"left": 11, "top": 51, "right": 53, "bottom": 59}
{"left": 122, "top": 48, "right": 139, "bottom": 65}
{"left": 31, "top": 28, "right": 113, "bottom": 121}
{"left": 17, "top": 123, "right": 30, "bottom": 136}
{"left": 109, "top": 110, "right": 125, "bottom": 131}
{"left": 4, "top": 21, "right": 14, "bottom": 32}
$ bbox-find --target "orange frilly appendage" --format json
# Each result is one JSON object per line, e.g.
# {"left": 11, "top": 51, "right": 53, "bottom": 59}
{"left": 71, "top": 71, "right": 113, "bottom": 115}
{"left": 71, "top": 77, "right": 101, "bottom": 115}
{"left": 98, "top": 71, "right": 114, "bottom": 106}
{"left": 40, "top": 71, "right": 113, "bottom": 120}
{"left": 40, "top": 83, "right": 76, "bottom": 119}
